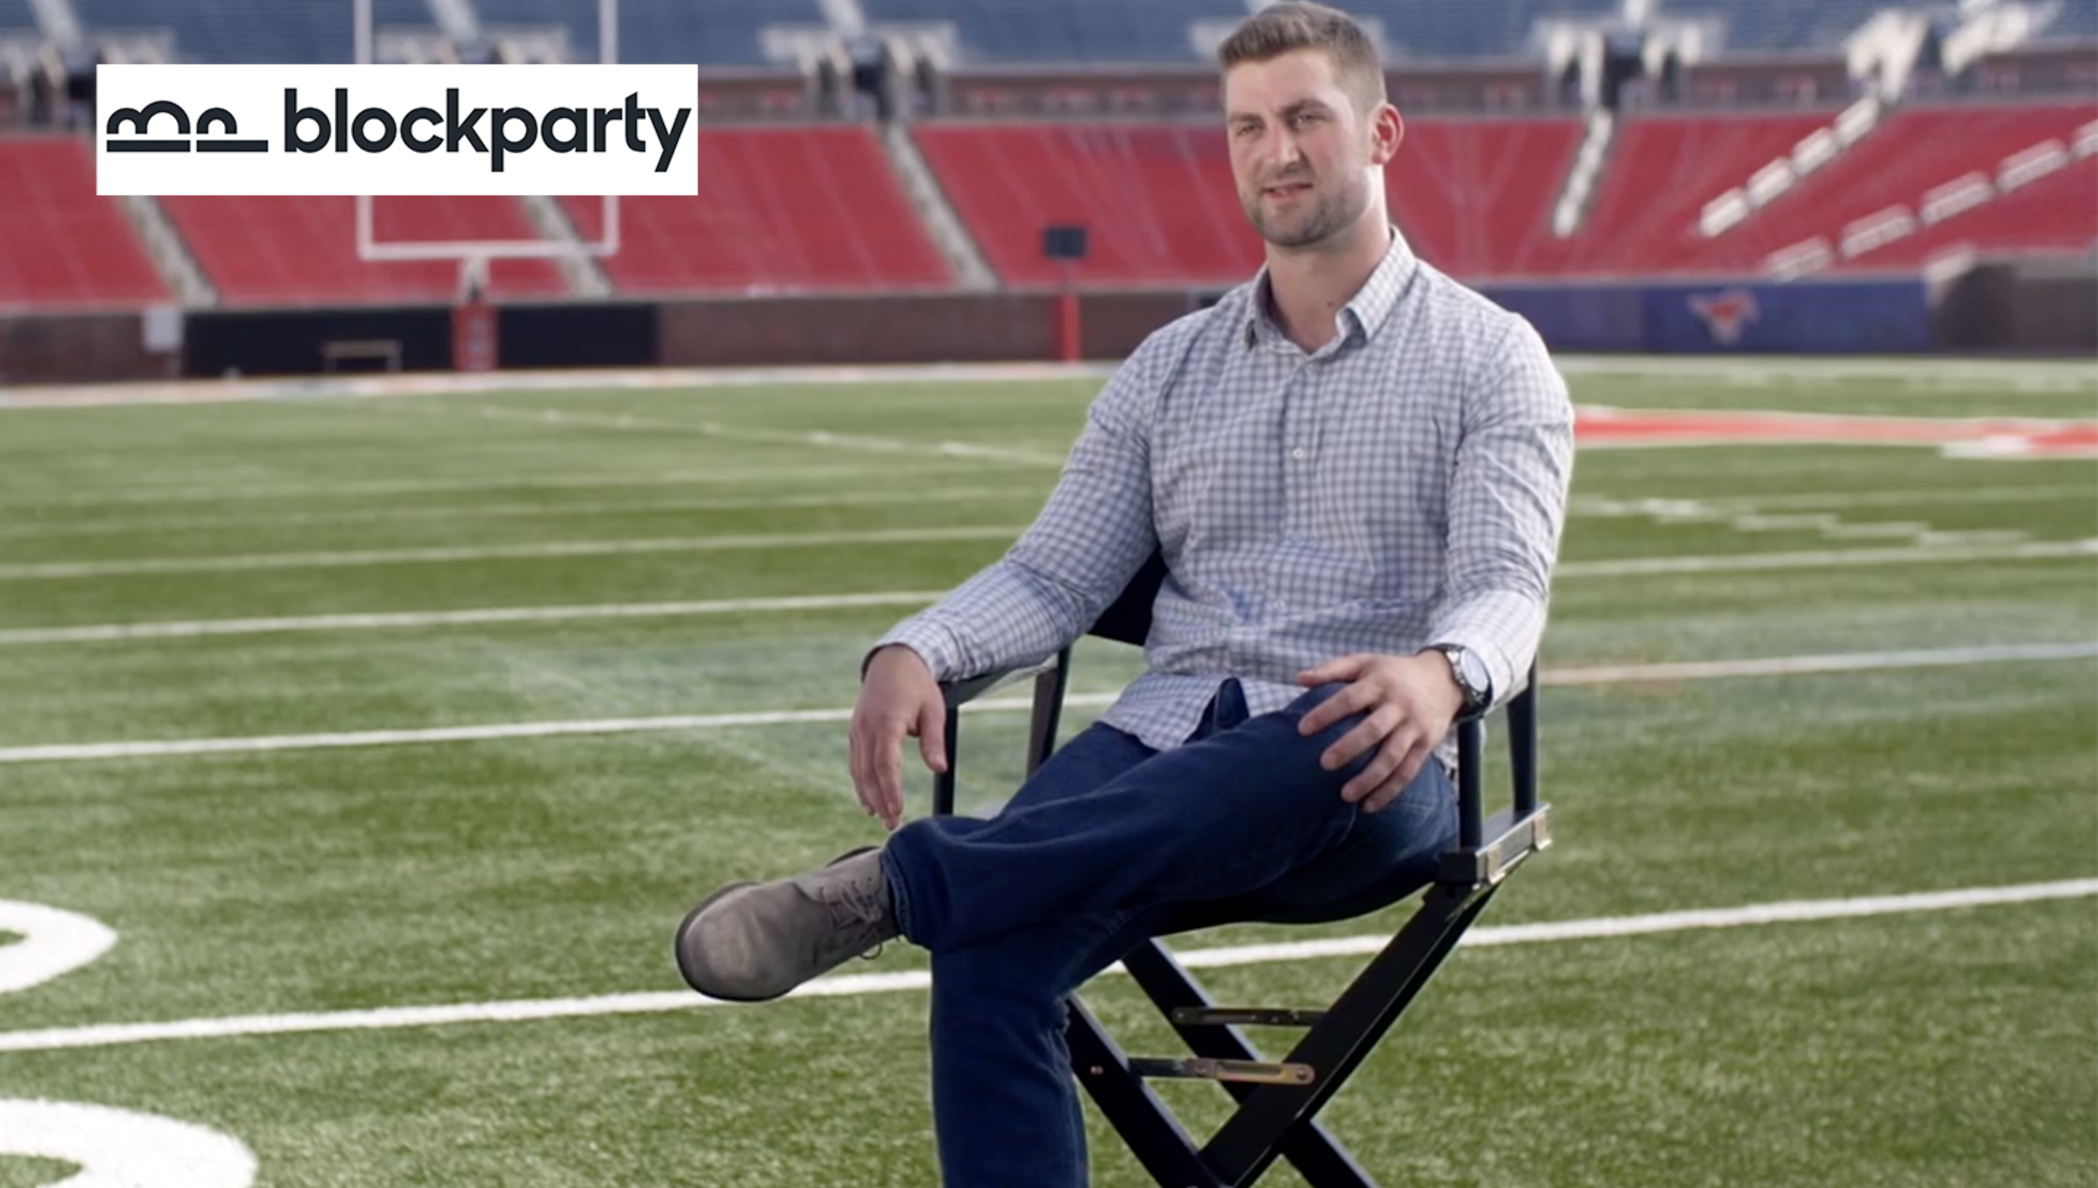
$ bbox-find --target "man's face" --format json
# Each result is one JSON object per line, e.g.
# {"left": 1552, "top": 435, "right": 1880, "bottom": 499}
{"left": 1223, "top": 49, "right": 1394, "bottom": 251}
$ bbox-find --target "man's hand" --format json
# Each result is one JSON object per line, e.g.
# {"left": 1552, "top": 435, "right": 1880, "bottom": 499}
{"left": 848, "top": 645, "right": 948, "bottom": 831}
{"left": 1294, "top": 652, "right": 1466, "bottom": 812}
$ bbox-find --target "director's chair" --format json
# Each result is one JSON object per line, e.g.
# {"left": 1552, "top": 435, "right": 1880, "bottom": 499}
{"left": 931, "top": 551, "right": 1549, "bottom": 1188}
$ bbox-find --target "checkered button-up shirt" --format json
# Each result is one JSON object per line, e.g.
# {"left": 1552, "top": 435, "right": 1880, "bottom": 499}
{"left": 875, "top": 228, "right": 1575, "bottom": 759}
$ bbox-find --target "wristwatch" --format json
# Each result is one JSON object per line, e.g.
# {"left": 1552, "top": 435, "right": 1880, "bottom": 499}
{"left": 1432, "top": 644, "right": 1492, "bottom": 713}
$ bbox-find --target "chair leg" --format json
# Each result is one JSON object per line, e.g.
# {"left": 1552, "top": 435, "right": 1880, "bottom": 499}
{"left": 1117, "top": 941, "right": 1382, "bottom": 1188}
{"left": 1066, "top": 996, "right": 1225, "bottom": 1188}
{"left": 1199, "top": 883, "right": 1502, "bottom": 1184}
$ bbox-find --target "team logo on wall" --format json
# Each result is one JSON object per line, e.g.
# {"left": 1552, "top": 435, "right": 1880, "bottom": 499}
{"left": 1688, "top": 289, "right": 1760, "bottom": 346}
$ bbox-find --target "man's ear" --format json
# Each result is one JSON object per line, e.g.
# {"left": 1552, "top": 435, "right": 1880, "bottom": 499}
{"left": 1368, "top": 102, "right": 1404, "bottom": 166}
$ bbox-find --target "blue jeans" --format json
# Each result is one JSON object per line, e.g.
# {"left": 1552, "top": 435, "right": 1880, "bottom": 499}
{"left": 879, "top": 679, "right": 1459, "bottom": 1187}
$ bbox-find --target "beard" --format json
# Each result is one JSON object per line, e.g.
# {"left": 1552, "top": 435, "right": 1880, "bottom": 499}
{"left": 1240, "top": 172, "right": 1366, "bottom": 249}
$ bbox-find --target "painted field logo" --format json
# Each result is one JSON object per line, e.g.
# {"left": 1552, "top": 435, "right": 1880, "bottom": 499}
{"left": 96, "top": 63, "right": 699, "bottom": 196}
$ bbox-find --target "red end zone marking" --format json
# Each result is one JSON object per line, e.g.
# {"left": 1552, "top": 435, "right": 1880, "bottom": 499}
{"left": 1578, "top": 408, "right": 2098, "bottom": 458}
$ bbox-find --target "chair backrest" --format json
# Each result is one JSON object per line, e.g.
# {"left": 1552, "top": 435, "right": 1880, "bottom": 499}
{"left": 1086, "top": 549, "right": 1170, "bottom": 647}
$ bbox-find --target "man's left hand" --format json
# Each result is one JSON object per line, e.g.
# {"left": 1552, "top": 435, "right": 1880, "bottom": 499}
{"left": 1294, "top": 652, "right": 1465, "bottom": 812}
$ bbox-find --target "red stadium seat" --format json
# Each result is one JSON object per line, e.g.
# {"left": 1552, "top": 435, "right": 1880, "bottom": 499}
{"left": 157, "top": 196, "right": 569, "bottom": 306}
{"left": 558, "top": 126, "right": 952, "bottom": 294}
{"left": 0, "top": 135, "right": 169, "bottom": 308}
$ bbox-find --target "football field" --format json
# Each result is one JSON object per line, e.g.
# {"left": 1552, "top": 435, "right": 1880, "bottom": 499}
{"left": 0, "top": 358, "right": 2093, "bottom": 1187}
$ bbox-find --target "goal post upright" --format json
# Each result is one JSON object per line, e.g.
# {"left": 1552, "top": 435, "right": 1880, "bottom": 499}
{"left": 350, "top": 0, "right": 622, "bottom": 273}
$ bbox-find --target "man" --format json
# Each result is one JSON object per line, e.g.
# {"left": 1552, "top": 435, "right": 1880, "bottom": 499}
{"left": 675, "top": 4, "right": 1574, "bottom": 1184}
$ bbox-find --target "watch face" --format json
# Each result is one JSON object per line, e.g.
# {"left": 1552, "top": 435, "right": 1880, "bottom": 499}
{"left": 1451, "top": 649, "right": 1487, "bottom": 701}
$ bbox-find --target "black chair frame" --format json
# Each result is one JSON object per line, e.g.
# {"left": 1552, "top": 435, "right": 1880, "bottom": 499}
{"left": 930, "top": 553, "right": 1549, "bottom": 1188}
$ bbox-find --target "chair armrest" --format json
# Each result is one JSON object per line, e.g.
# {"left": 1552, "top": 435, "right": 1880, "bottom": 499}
{"left": 939, "top": 656, "right": 1062, "bottom": 711}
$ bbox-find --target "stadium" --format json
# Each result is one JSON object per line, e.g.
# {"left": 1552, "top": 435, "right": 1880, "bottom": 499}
{"left": 0, "top": 1, "right": 2094, "bottom": 1186}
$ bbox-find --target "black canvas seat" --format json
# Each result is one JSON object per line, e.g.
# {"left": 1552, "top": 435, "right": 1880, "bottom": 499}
{"left": 930, "top": 551, "right": 1550, "bottom": 1187}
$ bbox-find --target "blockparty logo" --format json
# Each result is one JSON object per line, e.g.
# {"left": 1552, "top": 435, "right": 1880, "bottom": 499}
{"left": 96, "top": 64, "right": 698, "bottom": 196}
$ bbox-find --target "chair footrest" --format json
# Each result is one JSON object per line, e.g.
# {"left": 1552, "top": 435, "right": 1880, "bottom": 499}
{"left": 1127, "top": 1057, "right": 1316, "bottom": 1086}
{"left": 1168, "top": 1007, "right": 1326, "bottom": 1028}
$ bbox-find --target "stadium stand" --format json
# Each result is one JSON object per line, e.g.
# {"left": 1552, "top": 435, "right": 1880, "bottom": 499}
{"left": 1383, "top": 115, "right": 1585, "bottom": 276}
{"left": 156, "top": 196, "right": 568, "bottom": 304}
{"left": 71, "top": 0, "right": 357, "bottom": 63}
{"left": 865, "top": 0, "right": 1238, "bottom": 64}
{"left": 1692, "top": 102, "right": 2098, "bottom": 273}
{"left": 1698, "top": 0, "right": 1897, "bottom": 52}
{"left": 1846, "top": 148, "right": 2098, "bottom": 268}
{"left": 557, "top": 126, "right": 952, "bottom": 293}
{"left": 2039, "top": 0, "right": 2098, "bottom": 40}
{"left": 1540, "top": 109, "right": 1841, "bottom": 275}
{"left": 0, "top": 134, "right": 168, "bottom": 307}
{"left": 913, "top": 121, "right": 1257, "bottom": 285}
{"left": 0, "top": 0, "right": 2091, "bottom": 340}
{"left": 1349, "top": 0, "right": 1621, "bottom": 60}
{"left": 915, "top": 116, "right": 1584, "bottom": 285}
{"left": 477, "top": 0, "right": 824, "bottom": 65}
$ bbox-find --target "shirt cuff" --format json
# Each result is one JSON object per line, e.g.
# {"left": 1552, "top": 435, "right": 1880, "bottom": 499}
{"left": 865, "top": 617, "right": 967, "bottom": 684}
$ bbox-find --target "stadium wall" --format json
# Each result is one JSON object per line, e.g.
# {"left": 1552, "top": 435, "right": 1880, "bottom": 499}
{"left": 1, "top": 264, "right": 2090, "bottom": 385}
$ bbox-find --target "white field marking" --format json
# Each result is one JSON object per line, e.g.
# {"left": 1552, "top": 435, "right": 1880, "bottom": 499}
{"left": 1, "top": 641, "right": 2090, "bottom": 767}
{"left": 0, "top": 878, "right": 2089, "bottom": 1054}
{"left": 0, "top": 485, "right": 1048, "bottom": 543}
{"left": 469, "top": 403, "right": 1070, "bottom": 468}
{"left": 1554, "top": 356, "right": 2098, "bottom": 389}
{"left": 0, "top": 1100, "right": 257, "bottom": 1186}
{"left": 0, "top": 902, "right": 117, "bottom": 994}
{"left": 0, "top": 360, "right": 1123, "bottom": 410}
{"left": 0, "top": 480, "right": 2083, "bottom": 544}
{"left": 0, "top": 525, "right": 1029, "bottom": 583}
{"left": 1569, "top": 483, "right": 2098, "bottom": 519}
{"left": 4, "top": 530, "right": 2090, "bottom": 589}
{"left": 1554, "top": 537, "right": 2096, "bottom": 577}
{"left": 0, "top": 460, "right": 1018, "bottom": 513}
{"left": 0, "top": 592, "right": 952, "bottom": 647}
{"left": 0, "top": 355, "right": 2087, "bottom": 411}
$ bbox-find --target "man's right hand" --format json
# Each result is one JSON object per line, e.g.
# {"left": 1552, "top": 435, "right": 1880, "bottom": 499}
{"left": 848, "top": 645, "right": 949, "bottom": 831}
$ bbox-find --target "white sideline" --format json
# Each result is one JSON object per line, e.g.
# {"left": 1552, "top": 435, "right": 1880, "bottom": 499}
{"left": 0, "top": 525, "right": 1027, "bottom": 582}
{"left": 0, "top": 877, "right": 2089, "bottom": 1055}
{"left": 0, "top": 484, "right": 1046, "bottom": 541}
{"left": 0, "top": 641, "right": 2090, "bottom": 766}
{"left": 0, "top": 591, "right": 952, "bottom": 646}
{"left": 1552, "top": 537, "right": 2095, "bottom": 577}
{"left": 1, "top": 534, "right": 2091, "bottom": 586}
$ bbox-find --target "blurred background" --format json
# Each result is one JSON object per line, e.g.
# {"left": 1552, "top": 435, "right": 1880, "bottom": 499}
{"left": 0, "top": 0, "right": 2093, "bottom": 381}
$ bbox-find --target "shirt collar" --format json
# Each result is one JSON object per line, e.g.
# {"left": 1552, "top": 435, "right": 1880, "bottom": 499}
{"left": 1244, "top": 224, "right": 1418, "bottom": 352}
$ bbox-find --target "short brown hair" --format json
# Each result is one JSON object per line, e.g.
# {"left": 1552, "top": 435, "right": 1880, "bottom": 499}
{"left": 1217, "top": 2, "right": 1386, "bottom": 111}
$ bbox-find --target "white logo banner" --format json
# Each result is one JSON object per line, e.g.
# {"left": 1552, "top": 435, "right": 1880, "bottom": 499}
{"left": 96, "top": 64, "right": 699, "bottom": 196}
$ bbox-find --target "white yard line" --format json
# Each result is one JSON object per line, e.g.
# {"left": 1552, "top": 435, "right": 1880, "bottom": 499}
{"left": 4, "top": 481, "right": 2080, "bottom": 544}
{"left": 0, "top": 592, "right": 952, "bottom": 646}
{"left": 0, "top": 486, "right": 1047, "bottom": 542}
{"left": 1553, "top": 537, "right": 2094, "bottom": 577}
{"left": 1570, "top": 483, "right": 2097, "bottom": 518}
{"left": 0, "top": 526, "right": 1027, "bottom": 582}
{"left": 0, "top": 461, "right": 1017, "bottom": 512}
{"left": 468, "top": 403, "right": 1071, "bottom": 468}
{"left": 0, "top": 877, "right": 2088, "bottom": 1054}
{"left": 3, "top": 532, "right": 2091, "bottom": 586}
{"left": 0, "top": 641, "right": 2089, "bottom": 766}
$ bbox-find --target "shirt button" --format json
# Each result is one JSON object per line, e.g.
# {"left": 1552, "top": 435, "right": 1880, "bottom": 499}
{"left": 1290, "top": 447, "right": 1307, "bottom": 461}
